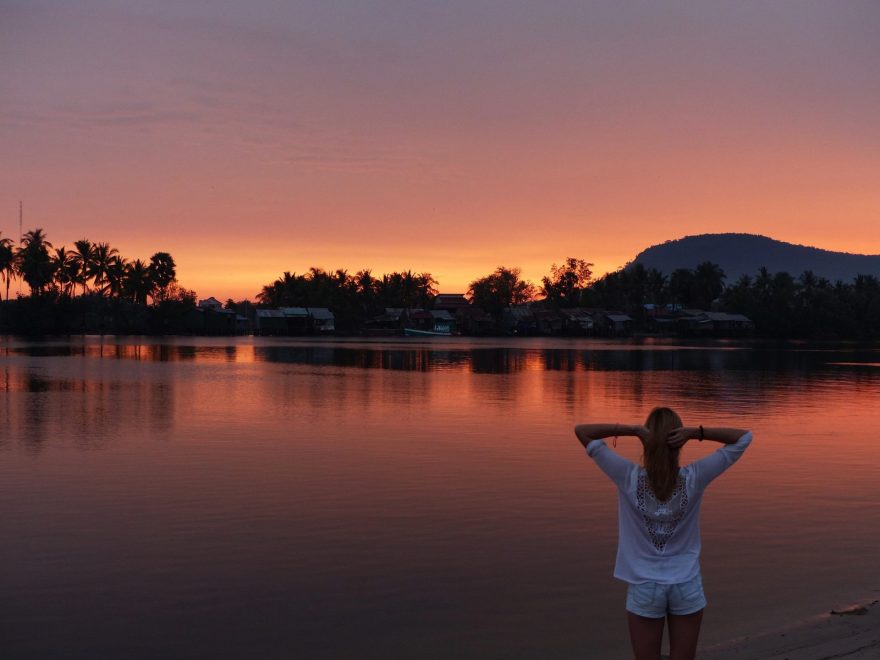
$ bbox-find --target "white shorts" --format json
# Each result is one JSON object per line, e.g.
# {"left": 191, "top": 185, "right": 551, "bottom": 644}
{"left": 625, "top": 573, "right": 707, "bottom": 618}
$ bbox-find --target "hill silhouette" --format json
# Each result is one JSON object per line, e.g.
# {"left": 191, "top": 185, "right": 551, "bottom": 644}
{"left": 631, "top": 233, "right": 880, "bottom": 283}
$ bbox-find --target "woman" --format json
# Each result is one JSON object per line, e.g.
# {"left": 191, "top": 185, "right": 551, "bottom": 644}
{"left": 575, "top": 407, "right": 752, "bottom": 660}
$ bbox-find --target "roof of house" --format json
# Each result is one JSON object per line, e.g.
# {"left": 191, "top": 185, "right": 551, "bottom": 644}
{"left": 279, "top": 307, "right": 309, "bottom": 317}
{"left": 560, "top": 308, "right": 594, "bottom": 319}
{"left": 533, "top": 309, "right": 564, "bottom": 319}
{"left": 430, "top": 310, "right": 455, "bottom": 320}
{"left": 433, "top": 294, "right": 469, "bottom": 307}
{"left": 198, "top": 296, "right": 223, "bottom": 306}
{"left": 505, "top": 306, "right": 535, "bottom": 320}
{"left": 256, "top": 307, "right": 310, "bottom": 318}
{"left": 605, "top": 313, "right": 634, "bottom": 322}
{"left": 307, "top": 307, "right": 335, "bottom": 320}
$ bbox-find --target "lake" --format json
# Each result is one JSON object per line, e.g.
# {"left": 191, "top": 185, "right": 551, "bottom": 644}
{"left": 1, "top": 336, "right": 878, "bottom": 659}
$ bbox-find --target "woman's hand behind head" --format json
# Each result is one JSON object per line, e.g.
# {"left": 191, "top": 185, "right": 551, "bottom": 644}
{"left": 667, "top": 427, "right": 694, "bottom": 449}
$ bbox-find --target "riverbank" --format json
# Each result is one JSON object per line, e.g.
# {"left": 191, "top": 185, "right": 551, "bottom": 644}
{"left": 700, "top": 599, "right": 879, "bottom": 660}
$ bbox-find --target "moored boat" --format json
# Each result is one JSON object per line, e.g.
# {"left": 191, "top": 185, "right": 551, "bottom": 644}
{"left": 403, "top": 328, "right": 452, "bottom": 337}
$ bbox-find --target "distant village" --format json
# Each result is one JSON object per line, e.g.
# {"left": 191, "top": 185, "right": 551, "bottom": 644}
{"left": 7, "top": 228, "right": 880, "bottom": 339}
{"left": 190, "top": 294, "right": 754, "bottom": 338}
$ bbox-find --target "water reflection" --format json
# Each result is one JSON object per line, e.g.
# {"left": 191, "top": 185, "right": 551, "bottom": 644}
{"left": 2, "top": 337, "right": 880, "bottom": 658}
{"left": 1, "top": 364, "right": 175, "bottom": 453}
{"left": 4, "top": 338, "right": 880, "bottom": 429}
{"left": 8, "top": 337, "right": 880, "bottom": 373}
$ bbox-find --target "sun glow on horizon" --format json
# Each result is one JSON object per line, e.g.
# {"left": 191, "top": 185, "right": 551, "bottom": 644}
{"left": 3, "top": 1, "right": 879, "bottom": 301}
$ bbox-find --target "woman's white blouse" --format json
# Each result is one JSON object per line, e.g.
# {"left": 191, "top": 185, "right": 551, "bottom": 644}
{"left": 586, "top": 432, "right": 753, "bottom": 585}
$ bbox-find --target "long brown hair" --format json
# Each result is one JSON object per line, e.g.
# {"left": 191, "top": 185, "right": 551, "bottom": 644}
{"left": 643, "top": 407, "right": 683, "bottom": 501}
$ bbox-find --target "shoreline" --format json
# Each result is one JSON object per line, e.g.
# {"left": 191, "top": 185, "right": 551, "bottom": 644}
{"left": 699, "top": 599, "right": 880, "bottom": 660}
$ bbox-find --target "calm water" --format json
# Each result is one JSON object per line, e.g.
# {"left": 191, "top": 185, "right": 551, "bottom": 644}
{"left": 1, "top": 336, "right": 879, "bottom": 659}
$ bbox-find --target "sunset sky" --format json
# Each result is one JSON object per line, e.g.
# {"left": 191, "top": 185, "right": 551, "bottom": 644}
{"left": 2, "top": 1, "right": 879, "bottom": 300}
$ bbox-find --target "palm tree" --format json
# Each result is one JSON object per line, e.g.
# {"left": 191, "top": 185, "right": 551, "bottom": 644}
{"left": 354, "top": 269, "right": 378, "bottom": 316}
{"left": 72, "top": 239, "right": 95, "bottom": 296}
{"left": 148, "top": 252, "right": 176, "bottom": 301}
{"left": 692, "top": 261, "right": 726, "bottom": 309}
{"left": 645, "top": 268, "right": 667, "bottom": 306}
{"left": 754, "top": 267, "right": 773, "bottom": 301}
{"left": 624, "top": 263, "right": 649, "bottom": 308}
{"left": 257, "top": 281, "right": 278, "bottom": 307}
{"left": 105, "top": 254, "right": 129, "bottom": 299}
{"left": 668, "top": 268, "right": 694, "bottom": 307}
{"left": 797, "top": 270, "right": 819, "bottom": 311}
{"left": 123, "top": 259, "right": 154, "bottom": 305}
{"left": 401, "top": 270, "right": 419, "bottom": 309}
{"left": 0, "top": 233, "right": 15, "bottom": 301}
{"left": 16, "top": 228, "right": 54, "bottom": 295}
{"left": 90, "top": 242, "right": 119, "bottom": 295}
{"left": 50, "top": 246, "right": 78, "bottom": 298}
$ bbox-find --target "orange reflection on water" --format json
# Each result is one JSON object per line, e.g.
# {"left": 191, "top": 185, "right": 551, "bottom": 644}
{"left": 2, "top": 337, "right": 880, "bottom": 657}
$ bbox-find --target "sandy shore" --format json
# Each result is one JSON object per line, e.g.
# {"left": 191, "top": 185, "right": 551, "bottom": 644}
{"left": 698, "top": 600, "right": 880, "bottom": 660}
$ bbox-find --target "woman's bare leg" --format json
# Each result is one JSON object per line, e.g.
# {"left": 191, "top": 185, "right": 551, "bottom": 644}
{"left": 627, "top": 612, "right": 665, "bottom": 660}
{"left": 667, "top": 609, "right": 703, "bottom": 660}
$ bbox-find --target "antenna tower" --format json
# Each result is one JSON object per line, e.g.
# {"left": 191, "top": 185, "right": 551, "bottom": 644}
{"left": 18, "top": 201, "right": 22, "bottom": 295}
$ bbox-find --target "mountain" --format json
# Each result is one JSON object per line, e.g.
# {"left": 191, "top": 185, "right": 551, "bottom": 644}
{"left": 631, "top": 233, "right": 880, "bottom": 284}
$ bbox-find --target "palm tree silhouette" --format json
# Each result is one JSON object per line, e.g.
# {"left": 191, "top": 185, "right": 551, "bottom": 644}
{"left": 16, "top": 229, "right": 54, "bottom": 295}
{"left": 90, "top": 242, "right": 120, "bottom": 295}
{"left": 0, "top": 233, "right": 15, "bottom": 301}
{"left": 148, "top": 252, "right": 176, "bottom": 301}
{"left": 105, "top": 254, "right": 129, "bottom": 299}
{"left": 50, "top": 246, "right": 78, "bottom": 298}
{"left": 693, "top": 261, "right": 726, "bottom": 309}
{"left": 72, "top": 239, "right": 95, "bottom": 296}
{"left": 123, "top": 259, "right": 153, "bottom": 305}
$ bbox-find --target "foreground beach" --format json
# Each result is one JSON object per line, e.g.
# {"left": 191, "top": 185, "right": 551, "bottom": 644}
{"left": 699, "top": 600, "right": 879, "bottom": 660}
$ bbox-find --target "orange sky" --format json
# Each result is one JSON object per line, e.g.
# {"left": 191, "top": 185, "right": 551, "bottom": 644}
{"left": 2, "top": 1, "right": 879, "bottom": 300}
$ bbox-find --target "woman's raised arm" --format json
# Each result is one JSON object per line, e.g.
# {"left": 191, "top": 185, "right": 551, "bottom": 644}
{"left": 574, "top": 423, "right": 648, "bottom": 448}
{"left": 667, "top": 426, "right": 751, "bottom": 449}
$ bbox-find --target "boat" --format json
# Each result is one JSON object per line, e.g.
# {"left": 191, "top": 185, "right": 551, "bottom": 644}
{"left": 403, "top": 328, "right": 452, "bottom": 337}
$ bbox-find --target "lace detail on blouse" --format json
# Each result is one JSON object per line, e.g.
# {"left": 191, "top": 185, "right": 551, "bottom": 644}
{"left": 635, "top": 471, "right": 688, "bottom": 552}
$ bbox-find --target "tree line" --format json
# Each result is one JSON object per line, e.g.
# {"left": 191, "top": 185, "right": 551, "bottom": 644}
{"left": 250, "top": 258, "right": 595, "bottom": 316}
{"left": 248, "top": 268, "right": 439, "bottom": 331}
{"left": 5, "top": 228, "right": 880, "bottom": 338}
{"left": 584, "top": 261, "right": 880, "bottom": 338}
{"left": 0, "top": 228, "right": 186, "bottom": 304}
{"left": 252, "top": 258, "right": 880, "bottom": 338}
{"left": 0, "top": 228, "right": 196, "bottom": 335}
{"left": 720, "top": 268, "right": 880, "bottom": 339}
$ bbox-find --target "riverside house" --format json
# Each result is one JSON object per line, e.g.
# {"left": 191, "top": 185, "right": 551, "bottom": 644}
{"left": 596, "top": 312, "right": 634, "bottom": 336}
{"left": 433, "top": 294, "right": 470, "bottom": 314}
{"left": 673, "top": 309, "right": 754, "bottom": 336}
{"left": 254, "top": 307, "right": 308, "bottom": 335}
{"left": 309, "top": 308, "right": 336, "bottom": 333}
{"left": 559, "top": 308, "right": 595, "bottom": 335}
{"left": 198, "top": 296, "right": 224, "bottom": 312}
{"left": 254, "top": 307, "right": 336, "bottom": 335}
